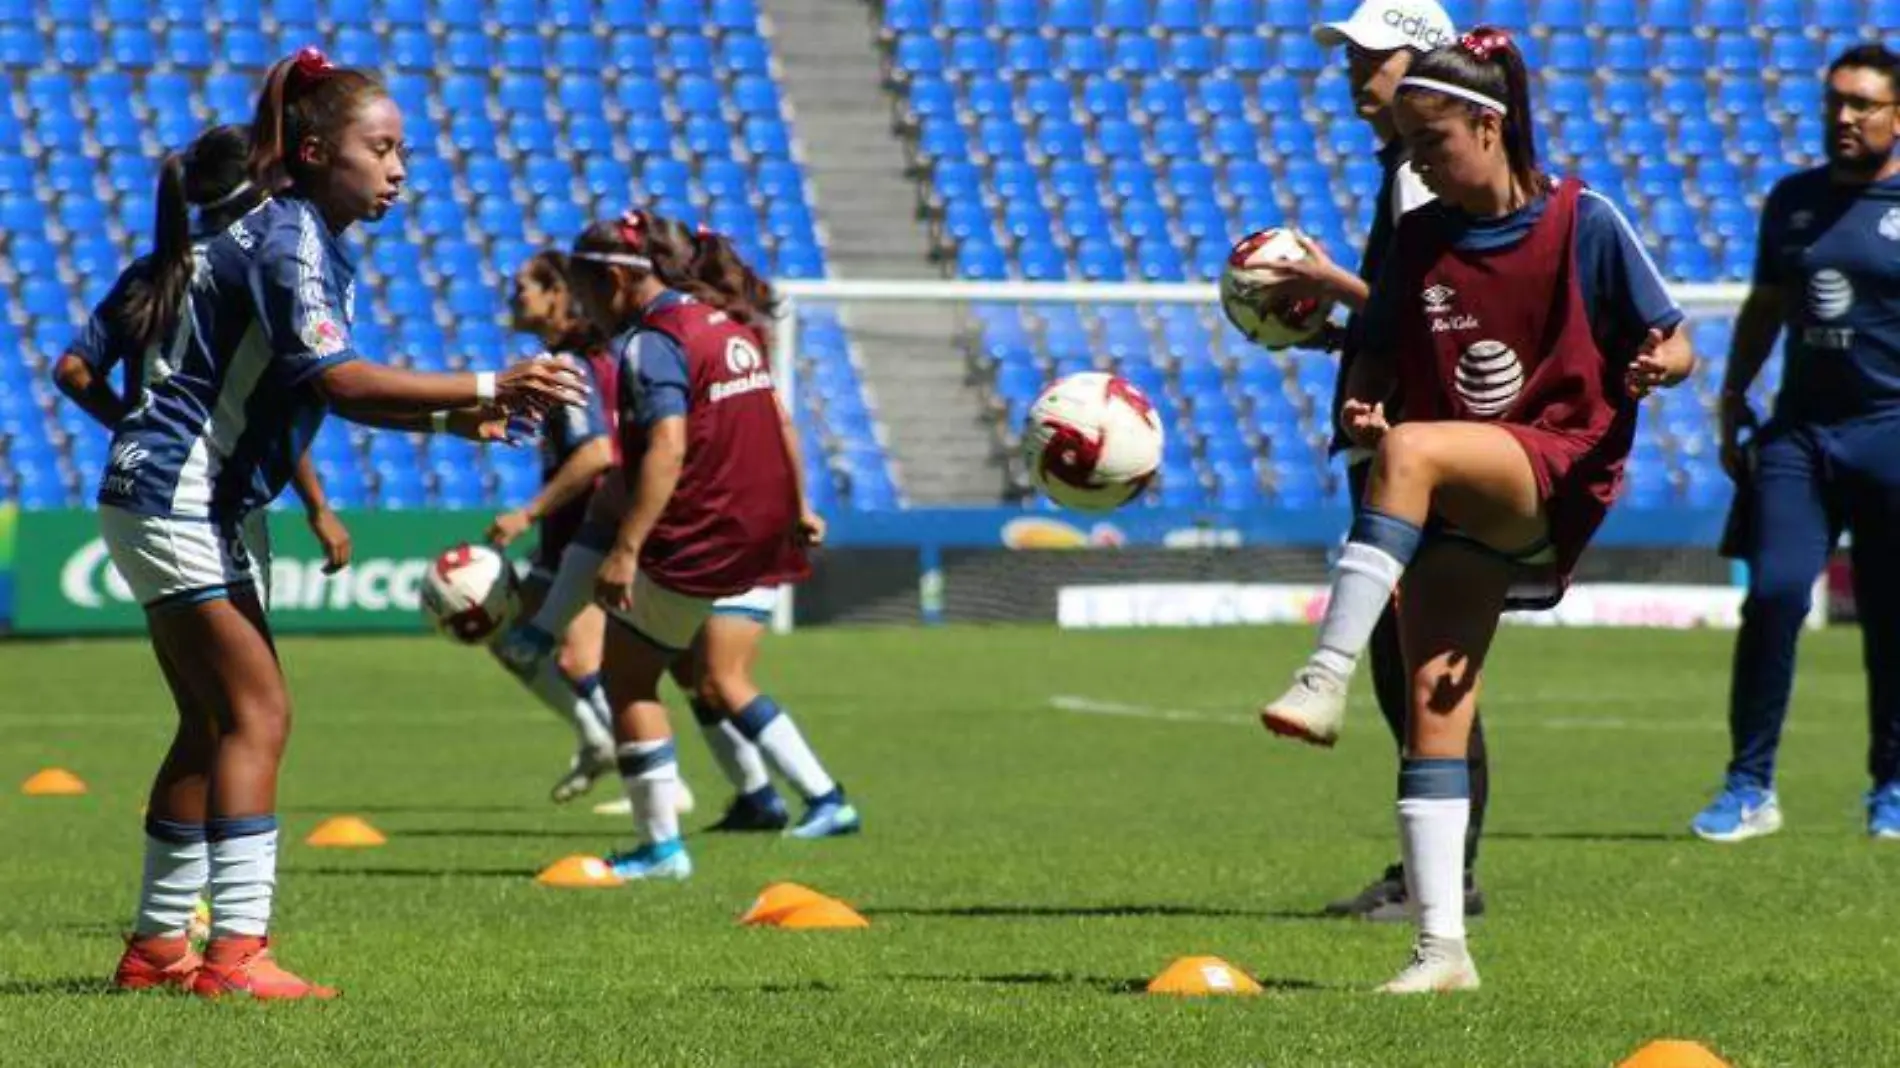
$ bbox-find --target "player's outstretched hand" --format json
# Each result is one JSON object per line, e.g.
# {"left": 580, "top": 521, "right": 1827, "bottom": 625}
{"left": 1263, "top": 233, "right": 1362, "bottom": 306}
{"left": 496, "top": 355, "right": 587, "bottom": 413}
{"left": 487, "top": 508, "right": 531, "bottom": 547}
{"left": 593, "top": 547, "right": 640, "bottom": 613}
{"left": 439, "top": 408, "right": 523, "bottom": 444}
{"left": 1341, "top": 399, "right": 1388, "bottom": 450}
{"left": 1625, "top": 327, "right": 1694, "bottom": 399}
{"left": 307, "top": 504, "right": 352, "bottom": 575}
{"left": 796, "top": 510, "right": 827, "bottom": 548}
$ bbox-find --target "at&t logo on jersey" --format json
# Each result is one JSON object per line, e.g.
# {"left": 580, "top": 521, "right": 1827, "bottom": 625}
{"left": 1801, "top": 268, "right": 1857, "bottom": 350}
{"left": 1455, "top": 339, "right": 1525, "bottom": 418}
{"left": 711, "top": 335, "right": 774, "bottom": 403}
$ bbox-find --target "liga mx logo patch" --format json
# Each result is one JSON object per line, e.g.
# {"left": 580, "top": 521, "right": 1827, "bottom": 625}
{"left": 1880, "top": 208, "right": 1900, "bottom": 241}
{"left": 724, "top": 336, "right": 763, "bottom": 375}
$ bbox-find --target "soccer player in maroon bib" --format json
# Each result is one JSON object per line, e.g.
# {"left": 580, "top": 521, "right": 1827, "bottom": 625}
{"left": 1257, "top": 29, "right": 1696, "bottom": 992}
{"left": 566, "top": 211, "right": 811, "bottom": 880}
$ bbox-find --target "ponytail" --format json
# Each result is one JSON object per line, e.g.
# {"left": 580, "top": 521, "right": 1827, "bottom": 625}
{"left": 105, "top": 151, "right": 194, "bottom": 353}
{"left": 691, "top": 228, "right": 779, "bottom": 329}
{"left": 1401, "top": 27, "right": 1545, "bottom": 196}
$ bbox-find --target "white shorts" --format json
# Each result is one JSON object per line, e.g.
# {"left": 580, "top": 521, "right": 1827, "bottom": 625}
{"left": 99, "top": 505, "right": 270, "bottom": 610}
{"left": 712, "top": 585, "right": 780, "bottom": 622}
{"left": 609, "top": 578, "right": 779, "bottom": 654}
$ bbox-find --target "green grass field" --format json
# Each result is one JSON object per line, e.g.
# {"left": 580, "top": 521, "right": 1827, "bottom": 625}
{"left": 4, "top": 624, "right": 1899, "bottom": 1067}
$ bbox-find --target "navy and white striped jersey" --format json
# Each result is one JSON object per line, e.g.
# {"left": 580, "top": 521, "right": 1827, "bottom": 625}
{"left": 97, "top": 197, "right": 358, "bottom": 520}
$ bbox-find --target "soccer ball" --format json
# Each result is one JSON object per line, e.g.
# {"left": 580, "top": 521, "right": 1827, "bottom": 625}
{"left": 1219, "top": 227, "right": 1335, "bottom": 350}
{"left": 1021, "top": 372, "right": 1164, "bottom": 513}
{"left": 421, "top": 543, "right": 520, "bottom": 644}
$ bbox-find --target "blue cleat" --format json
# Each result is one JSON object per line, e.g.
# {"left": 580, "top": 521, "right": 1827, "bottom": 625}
{"left": 708, "top": 786, "right": 790, "bottom": 833}
{"left": 1691, "top": 780, "right": 1783, "bottom": 843}
{"left": 606, "top": 839, "right": 693, "bottom": 881}
{"left": 1867, "top": 783, "right": 1900, "bottom": 840}
{"left": 787, "top": 789, "right": 861, "bottom": 840}
{"left": 491, "top": 623, "right": 556, "bottom": 680}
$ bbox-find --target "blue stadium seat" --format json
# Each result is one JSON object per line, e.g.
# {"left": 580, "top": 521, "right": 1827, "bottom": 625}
{"left": 109, "top": 26, "right": 157, "bottom": 67}
{"left": 389, "top": 28, "right": 434, "bottom": 70}
{"left": 53, "top": 25, "right": 101, "bottom": 66}
{"left": 332, "top": 26, "right": 381, "bottom": 68}
{"left": 1656, "top": 33, "right": 1710, "bottom": 74}
{"left": 445, "top": 29, "right": 491, "bottom": 70}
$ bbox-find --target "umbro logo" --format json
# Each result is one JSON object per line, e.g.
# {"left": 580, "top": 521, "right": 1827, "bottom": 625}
{"left": 1422, "top": 284, "right": 1455, "bottom": 313}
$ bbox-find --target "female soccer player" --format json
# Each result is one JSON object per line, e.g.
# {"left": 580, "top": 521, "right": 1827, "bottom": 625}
{"left": 564, "top": 210, "right": 814, "bottom": 879}
{"left": 664, "top": 227, "right": 858, "bottom": 839}
{"left": 1260, "top": 0, "right": 1489, "bottom": 924}
{"left": 1257, "top": 30, "right": 1694, "bottom": 992}
{"left": 484, "top": 251, "right": 623, "bottom": 804}
{"left": 1691, "top": 44, "right": 1900, "bottom": 844}
{"left": 53, "top": 124, "right": 352, "bottom": 588}
{"left": 105, "top": 48, "right": 582, "bottom": 999}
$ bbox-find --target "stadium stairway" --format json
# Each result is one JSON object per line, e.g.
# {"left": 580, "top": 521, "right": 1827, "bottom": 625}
{"left": 764, "top": 0, "right": 1012, "bottom": 502}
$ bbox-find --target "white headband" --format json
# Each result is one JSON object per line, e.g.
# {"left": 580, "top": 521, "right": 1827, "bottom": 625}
{"left": 197, "top": 179, "right": 255, "bottom": 211}
{"left": 571, "top": 251, "right": 654, "bottom": 270}
{"left": 1398, "top": 76, "right": 1509, "bottom": 115}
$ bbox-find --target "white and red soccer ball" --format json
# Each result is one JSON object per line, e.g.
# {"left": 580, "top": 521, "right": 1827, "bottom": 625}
{"left": 1219, "top": 227, "right": 1335, "bottom": 350}
{"left": 421, "top": 543, "right": 520, "bottom": 644}
{"left": 1021, "top": 372, "right": 1165, "bottom": 513}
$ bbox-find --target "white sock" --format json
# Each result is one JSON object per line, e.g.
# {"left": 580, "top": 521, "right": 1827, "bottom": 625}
{"left": 135, "top": 821, "right": 208, "bottom": 938}
{"left": 692, "top": 700, "right": 771, "bottom": 793}
{"left": 206, "top": 818, "right": 278, "bottom": 939}
{"left": 531, "top": 543, "right": 605, "bottom": 637}
{"left": 617, "top": 739, "right": 681, "bottom": 846}
{"left": 734, "top": 697, "right": 837, "bottom": 801}
{"left": 1398, "top": 797, "right": 1470, "bottom": 942}
{"left": 1313, "top": 542, "right": 1408, "bottom": 678}
{"left": 518, "top": 657, "right": 615, "bottom": 753}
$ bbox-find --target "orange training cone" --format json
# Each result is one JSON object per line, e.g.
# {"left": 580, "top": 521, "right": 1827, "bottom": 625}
{"left": 535, "top": 854, "right": 626, "bottom": 888}
{"left": 304, "top": 816, "right": 387, "bottom": 847}
{"left": 773, "top": 898, "right": 870, "bottom": 930}
{"left": 738, "top": 882, "right": 832, "bottom": 926}
{"left": 1146, "top": 956, "right": 1264, "bottom": 996}
{"left": 21, "top": 768, "right": 87, "bottom": 796}
{"left": 1617, "top": 1041, "right": 1731, "bottom": 1068}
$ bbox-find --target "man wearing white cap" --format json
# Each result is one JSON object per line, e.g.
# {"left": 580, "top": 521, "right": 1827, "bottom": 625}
{"left": 1257, "top": 0, "right": 1490, "bottom": 924}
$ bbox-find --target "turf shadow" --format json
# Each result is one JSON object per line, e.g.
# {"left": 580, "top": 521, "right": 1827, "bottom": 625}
{"left": 864, "top": 904, "right": 1329, "bottom": 921}
{"left": 1484, "top": 830, "right": 1679, "bottom": 843}
{"left": 279, "top": 865, "right": 540, "bottom": 879}
{"left": 895, "top": 972, "right": 1329, "bottom": 994}
{"left": 281, "top": 803, "right": 534, "bottom": 816}
{"left": 390, "top": 828, "right": 610, "bottom": 841}
{"left": 0, "top": 976, "right": 112, "bottom": 997}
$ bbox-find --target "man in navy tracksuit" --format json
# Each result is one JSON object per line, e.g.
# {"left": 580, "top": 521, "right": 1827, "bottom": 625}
{"left": 1693, "top": 44, "right": 1900, "bottom": 842}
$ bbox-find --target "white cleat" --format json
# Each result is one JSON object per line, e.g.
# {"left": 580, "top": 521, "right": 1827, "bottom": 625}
{"left": 550, "top": 746, "right": 615, "bottom": 804}
{"left": 1377, "top": 935, "right": 1481, "bottom": 995}
{"left": 1260, "top": 665, "right": 1349, "bottom": 748}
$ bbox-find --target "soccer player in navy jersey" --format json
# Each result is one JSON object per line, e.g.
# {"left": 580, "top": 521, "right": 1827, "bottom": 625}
{"left": 101, "top": 48, "right": 581, "bottom": 999}
{"left": 52, "top": 125, "right": 353, "bottom": 591}
{"left": 1260, "top": 0, "right": 1491, "bottom": 924}
{"left": 1691, "top": 44, "right": 1900, "bottom": 844}
{"left": 1257, "top": 30, "right": 1694, "bottom": 991}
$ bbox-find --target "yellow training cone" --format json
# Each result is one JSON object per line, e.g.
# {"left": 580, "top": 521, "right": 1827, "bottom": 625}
{"left": 535, "top": 854, "right": 626, "bottom": 888}
{"left": 21, "top": 767, "right": 87, "bottom": 796}
{"left": 1617, "top": 1041, "right": 1731, "bottom": 1068}
{"left": 738, "top": 882, "right": 832, "bottom": 926}
{"left": 304, "top": 816, "right": 387, "bottom": 847}
{"left": 1146, "top": 956, "right": 1264, "bottom": 996}
{"left": 772, "top": 898, "right": 870, "bottom": 930}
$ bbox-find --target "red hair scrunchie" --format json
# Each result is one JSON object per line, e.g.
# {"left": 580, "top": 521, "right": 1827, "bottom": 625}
{"left": 1459, "top": 31, "right": 1511, "bottom": 60}
{"left": 292, "top": 46, "right": 334, "bottom": 78}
